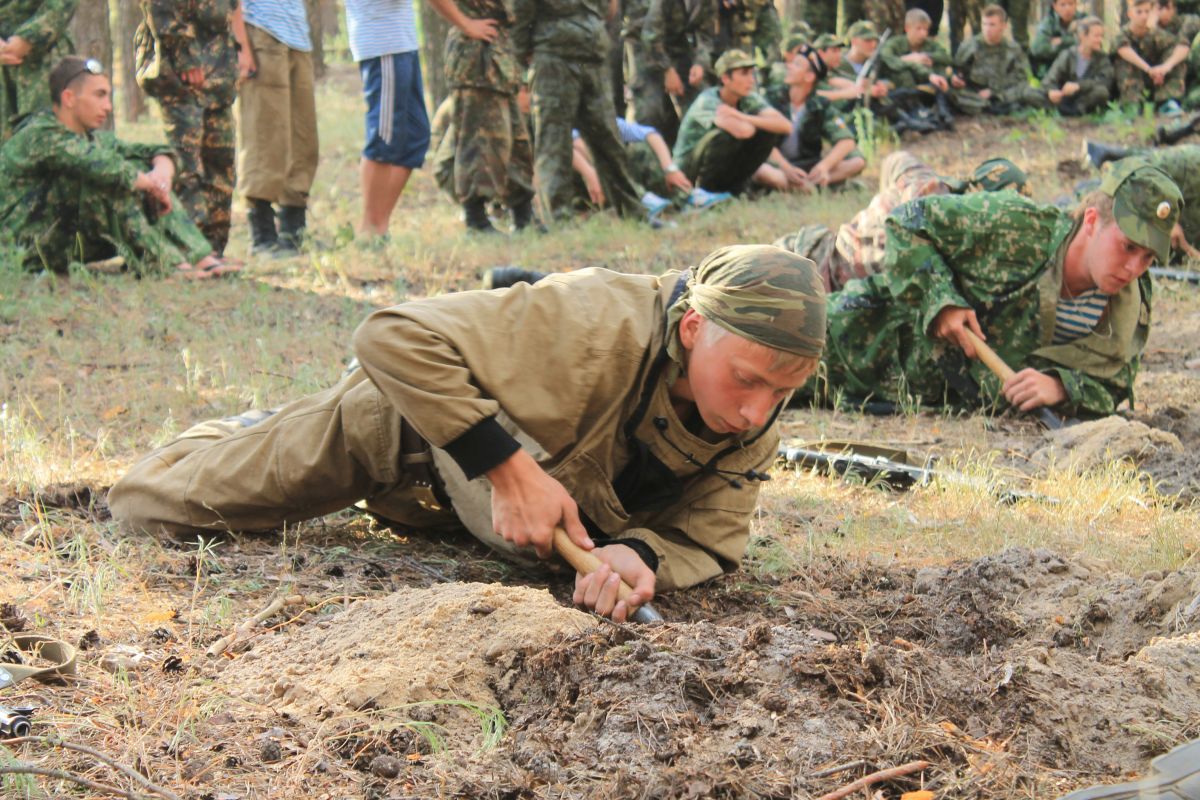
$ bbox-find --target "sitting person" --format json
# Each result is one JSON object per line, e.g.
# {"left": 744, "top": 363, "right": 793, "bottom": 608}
{"left": 807, "top": 158, "right": 1180, "bottom": 418}
{"left": 1042, "top": 16, "right": 1112, "bottom": 116}
{"left": 825, "top": 21, "right": 893, "bottom": 110}
{"left": 1029, "top": 0, "right": 1080, "bottom": 78}
{"left": 950, "top": 4, "right": 1049, "bottom": 115}
{"left": 1114, "top": 0, "right": 1188, "bottom": 112}
{"left": 878, "top": 8, "right": 956, "bottom": 129}
{"left": 0, "top": 57, "right": 239, "bottom": 278}
{"left": 573, "top": 117, "right": 731, "bottom": 214}
{"left": 672, "top": 48, "right": 791, "bottom": 195}
{"left": 813, "top": 32, "right": 845, "bottom": 80}
{"left": 759, "top": 46, "right": 866, "bottom": 193}
{"left": 775, "top": 151, "right": 1028, "bottom": 291}
{"left": 1156, "top": 0, "right": 1200, "bottom": 51}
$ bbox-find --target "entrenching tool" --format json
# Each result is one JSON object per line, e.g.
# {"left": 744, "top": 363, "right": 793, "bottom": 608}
{"left": 961, "top": 329, "right": 1066, "bottom": 430}
{"left": 552, "top": 528, "right": 665, "bottom": 624}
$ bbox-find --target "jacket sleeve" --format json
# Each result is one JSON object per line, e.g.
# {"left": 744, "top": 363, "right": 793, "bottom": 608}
{"left": 510, "top": 0, "right": 535, "bottom": 61}
{"left": 692, "top": 0, "right": 714, "bottom": 71}
{"left": 12, "top": 0, "right": 78, "bottom": 53}
{"left": 144, "top": 0, "right": 205, "bottom": 74}
{"left": 28, "top": 127, "right": 143, "bottom": 192}
{"left": 1080, "top": 55, "right": 1113, "bottom": 100}
{"left": 1042, "top": 48, "right": 1069, "bottom": 89}
{"left": 1029, "top": 14, "right": 1060, "bottom": 62}
{"left": 883, "top": 197, "right": 973, "bottom": 337}
{"left": 1032, "top": 361, "right": 1133, "bottom": 417}
{"left": 641, "top": 0, "right": 671, "bottom": 71}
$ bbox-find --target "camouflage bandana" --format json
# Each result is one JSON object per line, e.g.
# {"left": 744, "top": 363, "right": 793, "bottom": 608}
{"left": 666, "top": 245, "right": 827, "bottom": 365}
{"left": 1100, "top": 157, "right": 1182, "bottom": 263}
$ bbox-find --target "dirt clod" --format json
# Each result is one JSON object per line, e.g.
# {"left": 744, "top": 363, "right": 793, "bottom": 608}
{"left": 369, "top": 754, "right": 402, "bottom": 779}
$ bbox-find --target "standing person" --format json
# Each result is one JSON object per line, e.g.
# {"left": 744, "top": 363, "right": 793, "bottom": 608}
{"left": 1042, "top": 16, "right": 1111, "bottom": 116}
{"left": 0, "top": 0, "right": 78, "bottom": 143}
{"left": 135, "top": 1, "right": 248, "bottom": 257}
{"left": 513, "top": 0, "right": 649, "bottom": 224}
{"left": 1113, "top": 0, "right": 1189, "bottom": 112}
{"left": 238, "top": 0, "right": 318, "bottom": 255}
{"left": 346, "top": 0, "right": 504, "bottom": 238}
{"left": 627, "top": 0, "right": 716, "bottom": 146}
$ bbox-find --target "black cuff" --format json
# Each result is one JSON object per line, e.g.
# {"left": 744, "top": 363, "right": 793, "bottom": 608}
{"left": 442, "top": 416, "right": 522, "bottom": 480}
{"left": 594, "top": 536, "right": 660, "bottom": 573}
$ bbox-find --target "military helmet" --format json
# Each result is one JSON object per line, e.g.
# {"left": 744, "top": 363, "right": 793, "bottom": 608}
{"left": 1099, "top": 157, "right": 1183, "bottom": 263}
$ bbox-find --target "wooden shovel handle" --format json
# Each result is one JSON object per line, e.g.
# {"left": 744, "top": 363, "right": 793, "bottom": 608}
{"left": 552, "top": 528, "right": 665, "bottom": 622}
{"left": 962, "top": 328, "right": 1014, "bottom": 382}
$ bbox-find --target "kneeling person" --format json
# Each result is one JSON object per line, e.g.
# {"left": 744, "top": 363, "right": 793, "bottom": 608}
{"left": 0, "top": 57, "right": 237, "bottom": 278}
{"left": 110, "top": 246, "right": 826, "bottom": 621}
{"left": 812, "top": 158, "right": 1179, "bottom": 418}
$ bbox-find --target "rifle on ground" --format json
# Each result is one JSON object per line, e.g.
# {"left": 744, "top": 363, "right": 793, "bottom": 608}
{"left": 1151, "top": 267, "right": 1200, "bottom": 285}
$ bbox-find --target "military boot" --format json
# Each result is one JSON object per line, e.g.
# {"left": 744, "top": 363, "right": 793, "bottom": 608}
{"left": 464, "top": 197, "right": 501, "bottom": 234}
{"left": 277, "top": 205, "right": 306, "bottom": 253}
{"left": 247, "top": 198, "right": 279, "bottom": 255}
{"left": 935, "top": 91, "right": 956, "bottom": 131}
{"left": 482, "top": 266, "right": 549, "bottom": 289}
{"left": 1082, "top": 140, "right": 1134, "bottom": 169}
{"left": 511, "top": 196, "right": 546, "bottom": 233}
{"left": 1154, "top": 112, "right": 1200, "bottom": 145}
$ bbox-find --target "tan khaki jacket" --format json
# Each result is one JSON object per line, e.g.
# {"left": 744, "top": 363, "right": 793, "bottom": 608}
{"left": 353, "top": 268, "right": 781, "bottom": 591}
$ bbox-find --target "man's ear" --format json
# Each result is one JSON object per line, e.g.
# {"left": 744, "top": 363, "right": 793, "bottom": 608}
{"left": 678, "top": 308, "right": 703, "bottom": 351}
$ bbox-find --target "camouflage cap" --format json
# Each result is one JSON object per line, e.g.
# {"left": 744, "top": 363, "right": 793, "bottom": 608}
{"left": 846, "top": 20, "right": 881, "bottom": 40}
{"left": 813, "top": 32, "right": 844, "bottom": 49}
{"left": 1099, "top": 157, "right": 1182, "bottom": 263}
{"left": 667, "top": 245, "right": 827, "bottom": 361}
{"left": 715, "top": 48, "right": 757, "bottom": 75}
{"left": 782, "top": 31, "right": 809, "bottom": 55}
{"left": 788, "top": 20, "right": 816, "bottom": 38}
{"left": 970, "top": 157, "right": 1028, "bottom": 193}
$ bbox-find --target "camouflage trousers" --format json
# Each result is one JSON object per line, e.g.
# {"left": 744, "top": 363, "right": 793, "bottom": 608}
{"left": 1114, "top": 59, "right": 1187, "bottom": 105}
{"left": 864, "top": 0, "right": 906, "bottom": 36}
{"left": 947, "top": 0, "right": 986, "bottom": 53}
{"left": 685, "top": 127, "right": 779, "bottom": 193}
{"left": 157, "top": 95, "right": 235, "bottom": 255}
{"left": 443, "top": 87, "right": 533, "bottom": 207}
{"left": 1056, "top": 85, "right": 1111, "bottom": 116}
{"left": 949, "top": 84, "right": 1049, "bottom": 115}
{"left": 530, "top": 54, "right": 644, "bottom": 221}
{"left": 624, "top": 40, "right": 703, "bottom": 146}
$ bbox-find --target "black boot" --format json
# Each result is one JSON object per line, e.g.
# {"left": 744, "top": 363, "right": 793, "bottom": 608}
{"left": 511, "top": 196, "right": 537, "bottom": 232}
{"left": 247, "top": 198, "right": 279, "bottom": 255}
{"left": 1083, "top": 140, "right": 1133, "bottom": 169}
{"left": 482, "top": 266, "right": 549, "bottom": 289}
{"left": 464, "top": 197, "right": 501, "bottom": 234}
{"left": 1154, "top": 112, "right": 1200, "bottom": 145}
{"left": 894, "top": 108, "right": 939, "bottom": 135}
{"left": 935, "top": 91, "right": 956, "bottom": 130}
{"left": 277, "top": 205, "right": 306, "bottom": 253}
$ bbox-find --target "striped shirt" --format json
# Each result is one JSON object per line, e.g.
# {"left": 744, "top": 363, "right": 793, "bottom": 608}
{"left": 1053, "top": 288, "right": 1109, "bottom": 344}
{"left": 345, "top": 0, "right": 419, "bottom": 61}
{"left": 243, "top": 0, "right": 312, "bottom": 52}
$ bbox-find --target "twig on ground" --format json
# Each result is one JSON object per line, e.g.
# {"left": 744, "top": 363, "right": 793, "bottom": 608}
{"left": 5, "top": 736, "right": 181, "bottom": 800}
{"left": 814, "top": 760, "right": 930, "bottom": 800}
{"left": 809, "top": 759, "right": 869, "bottom": 779}
{"left": 0, "top": 762, "right": 139, "bottom": 798}
{"left": 206, "top": 593, "right": 306, "bottom": 657}
{"left": 263, "top": 595, "right": 366, "bottom": 633}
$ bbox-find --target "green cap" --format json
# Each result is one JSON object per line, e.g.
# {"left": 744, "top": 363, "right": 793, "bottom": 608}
{"left": 813, "top": 32, "right": 844, "bottom": 49}
{"left": 846, "top": 20, "right": 880, "bottom": 40}
{"left": 715, "top": 48, "right": 757, "bottom": 75}
{"left": 1099, "top": 157, "right": 1182, "bottom": 263}
{"left": 666, "top": 245, "right": 827, "bottom": 361}
{"left": 970, "top": 157, "right": 1028, "bottom": 193}
{"left": 788, "top": 20, "right": 815, "bottom": 38}
{"left": 782, "top": 32, "right": 809, "bottom": 54}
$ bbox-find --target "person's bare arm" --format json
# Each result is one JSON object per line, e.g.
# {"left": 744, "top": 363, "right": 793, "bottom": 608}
{"left": 425, "top": 0, "right": 500, "bottom": 41}
{"left": 807, "top": 138, "right": 857, "bottom": 185}
{"left": 1116, "top": 44, "right": 1152, "bottom": 71}
{"left": 646, "top": 131, "right": 693, "bottom": 192}
{"left": 745, "top": 105, "right": 792, "bottom": 135}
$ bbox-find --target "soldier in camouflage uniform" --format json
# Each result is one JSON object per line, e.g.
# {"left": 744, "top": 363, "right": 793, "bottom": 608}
{"left": 865, "top": 0, "right": 905, "bottom": 38}
{"left": 443, "top": 0, "right": 535, "bottom": 231}
{"left": 110, "top": 245, "right": 827, "bottom": 620}
{"left": 1028, "top": 0, "right": 1078, "bottom": 77}
{"left": 1042, "top": 16, "right": 1111, "bottom": 116}
{"left": 880, "top": 9, "right": 954, "bottom": 90}
{"left": 135, "top": 0, "right": 240, "bottom": 255}
{"left": 775, "top": 151, "right": 1028, "bottom": 291}
{"left": 1114, "top": 0, "right": 1188, "bottom": 108}
{"left": 716, "top": 0, "right": 783, "bottom": 73}
{"left": 640, "top": 0, "right": 715, "bottom": 143}
{"left": 0, "top": 0, "right": 78, "bottom": 142}
{"left": 1157, "top": 0, "right": 1200, "bottom": 51}
{"left": 513, "top": 0, "right": 647, "bottom": 222}
{"left": 806, "top": 158, "right": 1181, "bottom": 419}
{"left": 0, "top": 58, "right": 236, "bottom": 278}
{"left": 949, "top": 4, "right": 1047, "bottom": 114}
{"left": 1188, "top": 30, "right": 1200, "bottom": 107}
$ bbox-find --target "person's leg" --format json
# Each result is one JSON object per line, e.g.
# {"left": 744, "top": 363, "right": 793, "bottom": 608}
{"left": 361, "top": 161, "right": 413, "bottom": 235}
{"left": 627, "top": 41, "right": 677, "bottom": 144}
{"left": 691, "top": 128, "right": 779, "bottom": 193}
{"left": 453, "top": 87, "right": 516, "bottom": 206}
{"left": 237, "top": 24, "right": 290, "bottom": 206}
{"left": 577, "top": 63, "right": 646, "bottom": 218}
{"left": 505, "top": 93, "right": 536, "bottom": 227}
{"left": 531, "top": 55, "right": 585, "bottom": 222}
{"left": 827, "top": 153, "right": 867, "bottom": 185}
{"left": 1156, "top": 60, "right": 1188, "bottom": 104}
{"left": 1114, "top": 59, "right": 1150, "bottom": 105}
{"left": 159, "top": 97, "right": 205, "bottom": 229}
{"left": 201, "top": 101, "right": 237, "bottom": 255}
{"left": 282, "top": 45, "right": 319, "bottom": 210}
{"left": 359, "top": 52, "right": 429, "bottom": 235}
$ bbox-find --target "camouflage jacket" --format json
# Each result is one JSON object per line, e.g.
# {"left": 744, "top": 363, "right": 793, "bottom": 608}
{"left": 642, "top": 0, "right": 715, "bottom": 72}
{"left": 879, "top": 35, "right": 952, "bottom": 88}
{"left": 763, "top": 85, "right": 854, "bottom": 165}
{"left": 353, "top": 268, "right": 780, "bottom": 592}
{"left": 1114, "top": 24, "right": 1183, "bottom": 65}
{"left": 1143, "top": 145, "right": 1200, "bottom": 247}
{"left": 136, "top": 0, "right": 238, "bottom": 103}
{"left": 719, "top": 0, "right": 782, "bottom": 63}
{"left": 1029, "top": 10, "right": 1076, "bottom": 71}
{"left": 0, "top": 111, "right": 175, "bottom": 266}
{"left": 511, "top": 0, "right": 611, "bottom": 62}
{"left": 445, "top": 0, "right": 519, "bottom": 91}
{"left": 863, "top": 193, "right": 1146, "bottom": 416}
{"left": 954, "top": 35, "right": 1034, "bottom": 98}
{"left": 0, "top": 0, "right": 78, "bottom": 137}
{"left": 1042, "top": 46, "right": 1112, "bottom": 98}
{"left": 1161, "top": 14, "right": 1200, "bottom": 49}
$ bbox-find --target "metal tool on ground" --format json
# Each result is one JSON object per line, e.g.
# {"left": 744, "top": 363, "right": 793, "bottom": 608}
{"left": 0, "top": 706, "right": 33, "bottom": 738}
{"left": 552, "top": 528, "right": 665, "bottom": 623}
{"left": 961, "top": 328, "right": 1066, "bottom": 430}
{"left": 1151, "top": 267, "right": 1200, "bottom": 285}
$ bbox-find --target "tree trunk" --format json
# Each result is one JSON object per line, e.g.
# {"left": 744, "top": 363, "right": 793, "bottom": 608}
{"left": 114, "top": 0, "right": 146, "bottom": 123}
{"left": 306, "top": 0, "right": 326, "bottom": 79}
{"left": 418, "top": 0, "right": 451, "bottom": 110}
{"left": 70, "top": 0, "right": 114, "bottom": 129}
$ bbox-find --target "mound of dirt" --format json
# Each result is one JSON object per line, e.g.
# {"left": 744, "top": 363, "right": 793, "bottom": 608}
{"left": 221, "top": 583, "right": 595, "bottom": 748}
{"left": 1032, "top": 417, "right": 1182, "bottom": 471}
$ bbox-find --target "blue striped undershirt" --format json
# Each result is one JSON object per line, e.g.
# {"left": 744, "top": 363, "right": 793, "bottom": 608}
{"left": 345, "top": 0, "right": 420, "bottom": 61}
{"left": 1053, "top": 288, "right": 1109, "bottom": 344}
{"left": 243, "top": 0, "right": 312, "bottom": 52}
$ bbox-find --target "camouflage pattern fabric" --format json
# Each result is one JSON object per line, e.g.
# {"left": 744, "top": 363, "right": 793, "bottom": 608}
{"left": 763, "top": 84, "right": 861, "bottom": 167}
{"left": 673, "top": 85, "right": 777, "bottom": 191}
{"left": 815, "top": 192, "right": 1150, "bottom": 417}
{"left": 1188, "top": 30, "right": 1200, "bottom": 107}
{"left": 1041, "top": 47, "right": 1112, "bottom": 114}
{"left": 0, "top": 111, "right": 211, "bottom": 274}
{"left": 950, "top": 34, "right": 1048, "bottom": 113}
{"left": 879, "top": 34, "right": 953, "bottom": 88}
{"left": 1028, "top": 9, "right": 1076, "bottom": 77}
{"left": 136, "top": 0, "right": 238, "bottom": 254}
{"left": 0, "top": 0, "right": 78, "bottom": 142}
{"left": 1136, "top": 144, "right": 1200, "bottom": 248}
{"left": 442, "top": 0, "right": 533, "bottom": 206}
{"left": 512, "top": 0, "right": 611, "bottom": 62}
{"left": 627, "top": 0, "right": 715, "bottom": 142}
{"left": 1101, "top": 155, "right": 1183, "bottom": 262}
{"left": 665, "top": 243, "right": 826, "bottom": 361}
{"left": 1007, "top": 0, "right": 1031, "bottom": 48}
{"left": 716, "top": 0, "right": 783, "bottom": 66}
{"left": 946, "top": 0, "right": 986, "bottom": 53}
{"left": 1114, "top": 24, "right": 1186, "bottom": 104}
{"left": 1162, "top": 13, "right": 1200, "bottom": 49}
{"left": 864, "top": 0, "right": 905, "bottom": 37}
{"left": 625, "top": 139, "right": 670, "bottom": 197}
